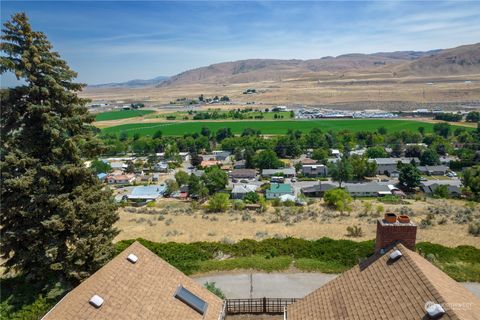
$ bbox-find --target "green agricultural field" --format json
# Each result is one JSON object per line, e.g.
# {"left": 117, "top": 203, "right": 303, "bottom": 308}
{"left": 94, "top": 109, "right": 155, "bottom": 121}
{"left": 145, "top": 110, "right": 291, "bottom": 120}
{"left": 100, "top": 119, "right": 470, "bottom": 137}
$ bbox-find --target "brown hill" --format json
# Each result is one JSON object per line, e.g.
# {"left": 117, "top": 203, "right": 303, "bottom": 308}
{"left": 159, "top": 43, "right": 479, "bottom": 87}
{"left": 394, "top": 43, "right": 480, "bottom": 76}
{"left": 160, "top": 54, "right": 410, "bottom": 86}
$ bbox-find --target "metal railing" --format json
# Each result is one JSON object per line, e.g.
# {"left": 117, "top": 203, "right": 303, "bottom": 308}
{"left": 225, "top": 298, "right": 299, "bottom": 314}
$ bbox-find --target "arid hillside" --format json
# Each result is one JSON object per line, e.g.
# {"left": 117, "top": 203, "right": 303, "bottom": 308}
{"left": 82, "top": 43, "right": 480, "bottom": 108}
{"left": 394, "top": 43, "right": 480, "bottom": 76}
{"left": 159, "top": 43, "right": 478, "bottom": 87}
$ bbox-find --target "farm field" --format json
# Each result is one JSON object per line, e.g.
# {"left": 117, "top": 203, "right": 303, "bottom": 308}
{"left": 144, "top": 110, "right": 292, "bottom": 121}
{"left": 100, "top": 118, "right": 470, "bottom": 136}
{"left": 94, "top": 109, "right": 155, "bottom": 121}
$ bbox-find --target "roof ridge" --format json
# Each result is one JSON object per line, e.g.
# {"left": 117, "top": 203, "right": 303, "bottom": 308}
{"left": 399, "top": 244, "right": 469, "bottom": 320}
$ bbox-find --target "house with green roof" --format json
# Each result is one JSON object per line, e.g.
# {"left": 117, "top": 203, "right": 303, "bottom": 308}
{"left": 265, "top": 183, "right": 294, "bottom": 199}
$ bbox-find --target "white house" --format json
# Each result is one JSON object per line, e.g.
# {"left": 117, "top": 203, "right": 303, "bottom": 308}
{"left": 107, "top": 174, "right": 135, "bottom": 185}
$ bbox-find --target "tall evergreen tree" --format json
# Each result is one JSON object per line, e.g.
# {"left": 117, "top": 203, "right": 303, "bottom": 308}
{"left": 0, "top": 13, "right": 118, "bottom": 284}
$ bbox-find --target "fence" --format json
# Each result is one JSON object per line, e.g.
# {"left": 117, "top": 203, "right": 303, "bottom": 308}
{"left": 226, "top": 298, "right": 299, "bottom": 314}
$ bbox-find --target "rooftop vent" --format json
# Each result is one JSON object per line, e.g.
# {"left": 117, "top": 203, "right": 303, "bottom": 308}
{"left": 89, "top": 295, "right": 104, "bottom": 308}
{"left": 127, "top": 253, "right": 138, "bottom": 264}
{"left": 426, "top": 303, "right": 445, "bottom": 318}
{"left": 174, "top": 285, "right": 208, "bottom": 315}
{"left": 389, "top": 249, "right": 403, "bottom": 261}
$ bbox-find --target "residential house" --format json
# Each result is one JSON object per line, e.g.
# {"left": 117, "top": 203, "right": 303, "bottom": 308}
{"left": 348, "top": 148, "right": 367, "bottom": 157}
{"left": 266, "top": 183, "right": 294, "bottom": 199}
{"left": 420, "top": 179, "right": 462, "bottom": 196}
{"left": 127, "top": 185, "right": 166, "bottom": 202}
{"left": 96, "top": 173, "right": 107, "bottom": 181}
{"left": 179, "top": 185, "right": 189, "bottom": 199}
{"left": 439, "top": 155, "right": 459, "bottom": 165}
{"left": 231, "top": 184, "right": 258, "bottom": 199}
{"left": 201, "top": 154, "right": 216, "bottom": 161}
{"left": 262, "top": 168, "right": 296, "bottom": 178}
{"left": 138, "top": 174, "right": 152, "bottom": 184}
{"left": 42, "top": 242, "right": 225, "bottom": 320}
{"left": 301, "top": 164, "right": 327, "bottom": 177}
{"left": 221, "top": 164, "right": 232, "bottom": 171}
{"left": 330, "top": 149, "right": 342, "bottom": 158}
{"left": 373, "top": 157, "right": 419, "bottom": 175}
{"left": 234, "top": 160, "right": 246, "bottom": 169}
{"left": 106, "top": 174, "right": 135, "bottom": 185}
{"left": 200, "top": 160, "right": 221, "bottom": 168}
{"left": 192, "top": 169, "right": 205, "bottom": 177}
{"left": 179, "top": 152, "right": 190, "bottom": 161}
{"left": 286, "top": 215, "right": 480, "bottom": 319}
{"left": 109, "top": 161, "right": 127, "bottom": 171}
{"left": 417, "top": 165, "right": 449, "bottom": 176}
{"left": 156, "top": 152, "right": 189, "bottom": 162}
{"left": 154, "top": 161, "right": 168, "bottom": 172}
{"left": 299, "top": 158, "right": 317, "bottom": 165}
{"left": 326, "top": 157, "right": 340, "bottom": 164}
{"left": 279, "top": 194, "right": 299, "bottom": 203}
{"left": 301, "top": 182, "right": 336, "bottom": 197}
{"left": 345, "top": 182, "right": 396, "bottom": 197}
{"left": 212, "top": 150, "right": 231, "bottom": 161}
{"left": 229, "top": 169, "right": 257, "bottom": 180}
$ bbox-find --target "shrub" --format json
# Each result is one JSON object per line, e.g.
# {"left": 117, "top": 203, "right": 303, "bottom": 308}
{"left": 346, "top": 225, "right": 364, "bottom": 237}
{"left": 198, "top": 255, "right": 292, "bottom": 273}
{"left": 233, "top": 200, "right": 245, "bottom": 210}
{"left": 204, "top": 282, "right": 226, "bottom": 299}
{"left": 468, "top": 221, "right": 480, "bottom": 236}
{"left": 374, "top": 204, "right": 384, "bottom": 217}
{"left": 244, "top": 192, "right": 260, "bottom": 204}
{"left": 207, "top": 193, "right": 230, "bottom": 212}
{"left": 433, "top": 185, "right": 449, "bottom": 199}
{"left": 323, "top": 188, "right": 352, "bottom": 213}
{"left": 146, "top": 201, "right": 156, "bottom": 208}
{"left": 380, "top": 195, "right": 403, "bottom": 204}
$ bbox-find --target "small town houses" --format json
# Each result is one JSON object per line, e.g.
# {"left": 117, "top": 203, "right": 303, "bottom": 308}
{"left": 95, "top": 147, "right": 465, "bottom": 206}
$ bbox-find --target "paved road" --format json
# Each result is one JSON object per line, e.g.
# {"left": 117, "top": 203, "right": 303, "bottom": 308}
{"left": 194, "top": 272, "right": 480, "bottom": 299}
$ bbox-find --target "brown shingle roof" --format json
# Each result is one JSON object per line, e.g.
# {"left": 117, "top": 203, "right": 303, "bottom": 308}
{"left": 229, "top": 169, "right": 257, "bottom": 178}
{"left": 286, "top": 244, "right": 480, "bottom": 320}
{"left": 42, "top": 242, "right": 225, "bottom": 320}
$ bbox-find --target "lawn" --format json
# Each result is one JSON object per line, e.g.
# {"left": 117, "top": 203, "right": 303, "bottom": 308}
{"left": 101, "top": 119, "right": 470, "bottom": 136}
{"left": 94, "top": 109, "right": 155, "bottom": 121}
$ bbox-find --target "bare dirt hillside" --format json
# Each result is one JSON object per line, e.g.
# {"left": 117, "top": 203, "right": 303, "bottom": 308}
{"left": 394, "top": 43, "right": 480, "bottom": 76}
{"left": 82, "top": 43, "right": 480, "bottom": 107}
{"left": 160, "top": 55, "right": 408, "bottom": 86}
{"left": 159, "top": 44, "right": 479, "bottom": 87}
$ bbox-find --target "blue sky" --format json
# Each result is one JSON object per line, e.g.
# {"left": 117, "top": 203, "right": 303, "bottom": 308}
{"left": 1, "top": 1, "right": 480, "bottom": 85}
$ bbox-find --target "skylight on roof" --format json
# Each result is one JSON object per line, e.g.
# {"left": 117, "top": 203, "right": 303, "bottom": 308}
{"left": 174, "top": 285, "right": 208, "bottom": 315}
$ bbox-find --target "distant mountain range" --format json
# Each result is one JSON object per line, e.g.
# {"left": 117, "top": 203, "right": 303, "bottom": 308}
{"left": 88, "top": 43, "right": 479, "bottom": 88}
{"left": 88, "top": 75, "right": 169, "bottom": 88}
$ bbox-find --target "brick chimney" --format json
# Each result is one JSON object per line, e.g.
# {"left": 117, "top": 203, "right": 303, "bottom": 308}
{"left": 375, "top": 213, "right": 417, "bottom": 253}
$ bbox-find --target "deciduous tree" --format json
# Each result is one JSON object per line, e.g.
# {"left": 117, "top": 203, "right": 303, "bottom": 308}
{"left": 398, "top": 164, "right": 421, "bottom": 192}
